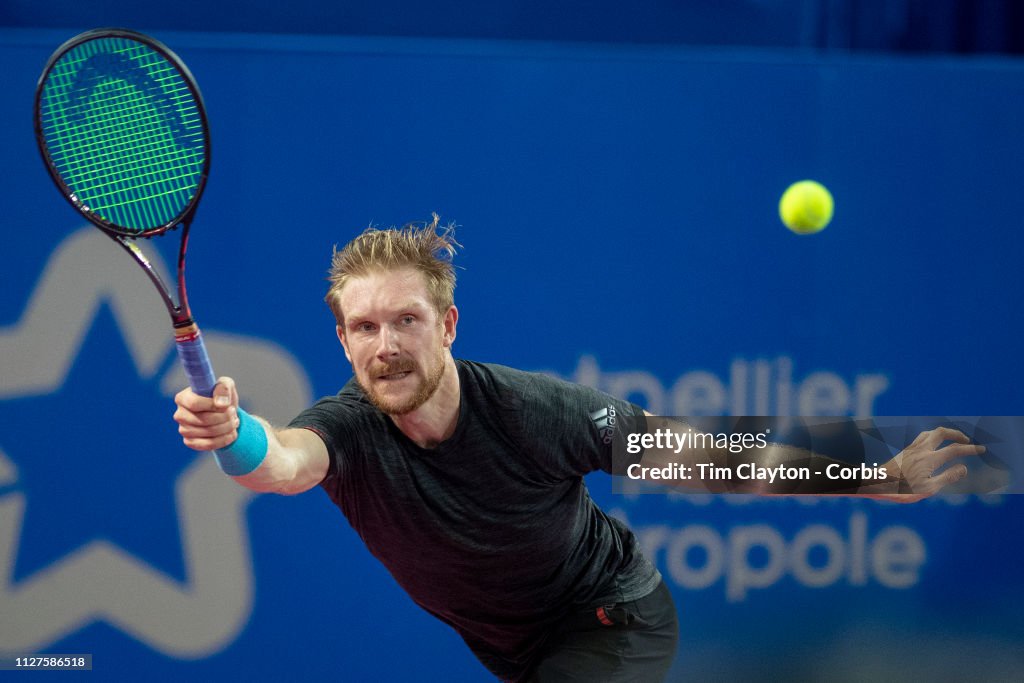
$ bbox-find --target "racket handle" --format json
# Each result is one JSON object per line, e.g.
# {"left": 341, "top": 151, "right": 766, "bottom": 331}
{"left": 175, "top": 325, "right": 217, "bottom": 397}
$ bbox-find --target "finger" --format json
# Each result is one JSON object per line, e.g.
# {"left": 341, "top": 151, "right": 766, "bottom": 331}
{"left": 182, "top": 431, "right": 240, "bottom": 452}
{"left": 178, "top": 409, "right": 239, "bottom": 430}
{"left": 212, "top": 377, "right": 237, "bottom": 410}
{"left": 175, "top": 385, "right": 218, "bottom": 413}
{"left": 178, "top": 410, "right": 239, "bottom": 437}
{"left": 934, "top": 442, "right": 986, "bottom": 467}
{"left": 930, "top": 463, "right": 969, "bottom": 492}
{"left": 174, "top": 404, "right": 237, "bottom": 428}
{"left": 909, "top": 431, "right": 930, "bottom": 447}
{"left": 924, "top": 426, "right": 971, "bottom": 448}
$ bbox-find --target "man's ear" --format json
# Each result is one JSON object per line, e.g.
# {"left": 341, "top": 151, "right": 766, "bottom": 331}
{"left": 442, "top": 305, "right": 458, "bottom": 348}
{"left": 336, "top": 325, "right": 353, "bottom": 363}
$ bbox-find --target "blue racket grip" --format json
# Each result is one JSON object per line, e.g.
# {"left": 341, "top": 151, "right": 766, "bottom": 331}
{"left": 175, "top": 327, "right": 217, "bottom": 397}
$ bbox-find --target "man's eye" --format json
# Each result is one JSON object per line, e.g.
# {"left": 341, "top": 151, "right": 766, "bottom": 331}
{"left": 356, "top": 322, "right": 375, "bottom": 332}
{"left": 401, "top": 316, "right": 415, "bottom": 325}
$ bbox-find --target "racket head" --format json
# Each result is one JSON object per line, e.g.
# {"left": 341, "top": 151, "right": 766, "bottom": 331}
{"left": 34, "top": 28, "right": 210, "bottom": 238}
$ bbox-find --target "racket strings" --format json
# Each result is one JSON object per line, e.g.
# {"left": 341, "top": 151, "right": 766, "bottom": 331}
{"left": 45, "top": 92, "right": 201, "bottom": 228}
{"left": 46, "top": 69, "right": 201, "bottom": 227}
{"left": 39, "top": 37, "right": 206, "bottom": 233}
{"left": 52, "top": 81, "right": 200, "bottom": 212}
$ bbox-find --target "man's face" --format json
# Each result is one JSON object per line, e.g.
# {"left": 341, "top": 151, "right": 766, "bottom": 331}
{"left": 336, "top": 267, "right": 455, "bottom": 416}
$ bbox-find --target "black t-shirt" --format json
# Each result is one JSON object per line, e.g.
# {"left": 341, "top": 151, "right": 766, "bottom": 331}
{"left": 288, "top": 359, "right": 659, "bottom": 680}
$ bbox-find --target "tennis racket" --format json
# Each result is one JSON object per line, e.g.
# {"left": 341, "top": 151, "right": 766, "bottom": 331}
{"left": 34, "top": 28, "right": 216, "bottom": 397}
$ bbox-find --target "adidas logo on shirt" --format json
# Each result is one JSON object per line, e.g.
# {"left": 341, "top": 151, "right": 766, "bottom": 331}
{"left": 590, "top": 405, "right": 618, "bottom": 444}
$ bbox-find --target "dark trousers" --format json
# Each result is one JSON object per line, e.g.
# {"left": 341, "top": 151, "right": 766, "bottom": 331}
{"left": 525, "top": 579, "right": 679, "bottom": 682}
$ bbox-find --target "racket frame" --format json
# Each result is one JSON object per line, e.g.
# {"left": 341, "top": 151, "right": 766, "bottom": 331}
{"left": 33, "top": 27, "right": 216, "bottom": 394}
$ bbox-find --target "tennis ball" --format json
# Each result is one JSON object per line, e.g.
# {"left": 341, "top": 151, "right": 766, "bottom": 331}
{"left": 779, "top": 180, "right": 833, "bottom": 234}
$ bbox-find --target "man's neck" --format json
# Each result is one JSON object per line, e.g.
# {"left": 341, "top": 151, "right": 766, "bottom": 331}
{"left": 389, "top": 355, "right": 460, "bottom": 449}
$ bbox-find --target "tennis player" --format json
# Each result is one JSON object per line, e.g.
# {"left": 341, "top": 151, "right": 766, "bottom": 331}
{"left": 173, "top": 217, "right": 983, "bottom": 681}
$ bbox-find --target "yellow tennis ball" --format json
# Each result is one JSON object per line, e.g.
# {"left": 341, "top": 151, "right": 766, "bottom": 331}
{"left": 779, "top": 180, "right": 833, "bottom": 234}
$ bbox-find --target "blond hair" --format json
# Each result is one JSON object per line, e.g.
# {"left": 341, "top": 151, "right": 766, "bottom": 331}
{"left": 325, "top": 214, "right": 459, "bottom": 325}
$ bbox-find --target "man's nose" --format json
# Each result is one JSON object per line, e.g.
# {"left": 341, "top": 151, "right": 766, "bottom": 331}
{"left": 376, "top": 324, "right": 399, "bottom": 358}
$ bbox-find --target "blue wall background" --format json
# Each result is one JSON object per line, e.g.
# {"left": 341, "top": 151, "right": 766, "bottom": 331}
{"left": 4, "top": 0, "right": 1024, "bottom": 53}
{"left": 1, "top": 10, "right": 1023, "bottom": 681}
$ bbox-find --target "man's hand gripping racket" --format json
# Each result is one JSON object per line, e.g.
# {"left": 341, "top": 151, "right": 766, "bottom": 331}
{"left": 34, "top": 28, "right": 217, "bottom": 396}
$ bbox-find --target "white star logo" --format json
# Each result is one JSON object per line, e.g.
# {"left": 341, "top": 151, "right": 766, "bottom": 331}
{"left": 0, "top": 227, "right": 312, "bottom": 657}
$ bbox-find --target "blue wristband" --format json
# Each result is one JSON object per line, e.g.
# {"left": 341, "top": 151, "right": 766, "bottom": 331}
{"left": 214, "top": 407, "right": 268, "bottom": 476}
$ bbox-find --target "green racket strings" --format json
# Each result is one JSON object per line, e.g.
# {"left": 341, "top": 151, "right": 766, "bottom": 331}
{"left": 39, "top": 37, "right": 205, "bottom": 232}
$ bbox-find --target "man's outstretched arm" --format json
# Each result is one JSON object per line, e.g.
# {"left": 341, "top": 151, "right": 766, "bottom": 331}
{"left": 639, "top": 412, "right": 984, "bottom": 502}
{"left": 174, "top": 376, "right": 329, "bottom": 495}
